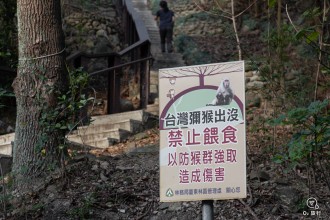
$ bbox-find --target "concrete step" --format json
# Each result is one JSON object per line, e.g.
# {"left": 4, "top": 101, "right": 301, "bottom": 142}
{"left": 150, "top": 84, "right": 158, "bottom": 93}
{"left": 0, "top": 133, "right": 15, "bottom": 145}
{"left": 85, "top": 129, "right": 131, "bottom": 148}
{"left": 73, "top": 119, "right": 142, "bottom": 135}
{"left": 0, "top": 143, "right": 12, "bottom": 156}
{"left": 154, "top": 52, "right": 183, "bottom": 60}
{"left": 67, "top": 111, "right": 148, "bottom": 148}
{"left": 145, "top": 104, "right": 159, "bottom": 116}
{"left": 150, "top": 76, "right": 158, "bottom": 85}
{"left": 90, "top": 109, "right": 146, "bottom": 125}
{"left": 0, "top": 133, "right": 14, "bottom": 156}
{"left": 83, "top": 138, "right": 110, "bottom": 149}
{"left": 67, "top": 128, "right": 131, "bottom": 147}
{"left": 150, "top": 70, "right": 158, "bottom": 77}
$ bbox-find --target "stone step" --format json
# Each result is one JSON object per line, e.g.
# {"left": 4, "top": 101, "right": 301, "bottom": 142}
{"left": 0, "top": 133, "right": 15, "bottom": 145}
{"left": 150, "top": 76, "right": 158, "bottom": 85}
{"left": 145, "top": 104, "right": 159, "bottom": 116}
{"left": 150, "top": 84, "right": 158, "bottom": 93}
{"left": 0, "top": 143, "right": 12, "bottom": 156}
{"left": 67, "top": 128, "right": 131, "bottom": 147}
{"left": 150, "top": 70, "right": 158, "bottom": 76}
{"left": 90, "top": 109, "right": 146, "bottom": 125}
{"left": 83, "top": 138, "right": 110, "bottom": 149}
{"left": 0, "top": 133, "right": 14, "bottom": 156}
{"left": 73, "top": 119, "right": 142, "bottom": 135}
{"left": 153, "top": 60, "right": 186, "bottom": 69}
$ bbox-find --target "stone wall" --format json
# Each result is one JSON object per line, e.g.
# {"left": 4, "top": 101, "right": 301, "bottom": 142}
{"left": 62, "top": 1, "right": 124, "bottom": 56}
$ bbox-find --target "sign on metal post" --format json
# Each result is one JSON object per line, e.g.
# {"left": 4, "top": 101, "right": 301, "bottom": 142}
{"left": 159, "top": 61, "right": 246, "bottom": 202}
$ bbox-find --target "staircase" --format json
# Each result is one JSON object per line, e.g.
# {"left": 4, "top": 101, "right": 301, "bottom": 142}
{"left": 67, "top": 110, "right": 148, "bottom": 148}
{"left": 132, "top": 0, "right": 185, "bottom": 115}
{"left": 0, "top": 0, "right": 186, "bottom": 155}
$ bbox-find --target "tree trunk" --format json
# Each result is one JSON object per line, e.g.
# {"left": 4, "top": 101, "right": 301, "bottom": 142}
{"left": 12, "top": 0, "right": 67, "bottom": 192}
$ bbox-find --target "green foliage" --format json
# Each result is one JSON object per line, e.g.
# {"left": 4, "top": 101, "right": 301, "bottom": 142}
{"left": 259, "top": 23, "right": 317, "bottom": 107}
{"left": 269, "top": 0, "right": 277, "bottom": 8}
{"left": 174, "top": 34, "right": 212, "bottom": 65}
{"left": 38, "top": 68, "right": 93, "bottom": 155}
{"left": 270, "top": 100, "right": 330, "bottom": 166}
{"left": 266, "top": 24, "right": 298, "bottom": 55}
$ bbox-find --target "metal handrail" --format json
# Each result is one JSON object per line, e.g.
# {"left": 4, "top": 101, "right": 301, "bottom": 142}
{"left": 89, "top": 56, "right": 153, "bottom": 77}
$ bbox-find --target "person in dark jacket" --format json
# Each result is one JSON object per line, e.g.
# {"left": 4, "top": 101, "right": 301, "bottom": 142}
{"left": 155, "top": 1, "right": 174, "bottom": 53}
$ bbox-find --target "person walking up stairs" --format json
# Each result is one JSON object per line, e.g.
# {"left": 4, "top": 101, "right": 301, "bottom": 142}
{"left": 154, "top": 0, "right": 175, "bottom": 53}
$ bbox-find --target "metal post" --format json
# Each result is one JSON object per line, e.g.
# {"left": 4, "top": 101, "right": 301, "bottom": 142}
{"left": 202, "top": 200, "right": 214, "bottom": 220}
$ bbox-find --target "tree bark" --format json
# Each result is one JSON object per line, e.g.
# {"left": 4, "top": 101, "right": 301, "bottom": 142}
{"left": 12, "top": 0, "right": 67, "bottom": 192}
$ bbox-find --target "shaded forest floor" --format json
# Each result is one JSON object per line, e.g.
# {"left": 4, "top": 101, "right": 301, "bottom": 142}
{"left": 4, "top": 110, "right": 330, "bottom": 219}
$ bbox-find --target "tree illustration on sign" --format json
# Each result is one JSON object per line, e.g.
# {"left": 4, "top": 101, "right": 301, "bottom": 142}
{"left": 160, "top": 62, "right": 243, "bottom": 86}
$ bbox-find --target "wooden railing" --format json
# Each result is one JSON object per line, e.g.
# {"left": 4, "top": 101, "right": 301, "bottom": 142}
{"left": 66, "top": 0, "right": 152, "bottom": 114}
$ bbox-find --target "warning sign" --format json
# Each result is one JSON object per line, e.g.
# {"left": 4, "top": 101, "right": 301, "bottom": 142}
{"left": 159, "top": 61, "right": 246, "bottom": 202}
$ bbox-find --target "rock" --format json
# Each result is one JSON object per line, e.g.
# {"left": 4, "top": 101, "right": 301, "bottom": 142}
{"left": 100, "top": 172, "right": 109, "bottom": 182}
{"left": 88, "top": 29, "right": 96, "bottom": 35}
{"left": 250, "top": 75, "right": 262, "bottom": 82}
{"left": 110, "top": 35, "right": 120, "bottom": 46}
{"left": 43, "top": 198, "right": 72, "bottom": 219}
{"left": 85, "top": 39, "right": 95, "bottom": 48}
{"left": 105, "top": 202, "right": 113, "bottom": 208}
{"left": 118, "top": 209, "right": 126, "bottom": 213}
{"left": 168, "top": 203, "right": 182, "bottom": 211}
{"left": 245, "top": 71, "right": 253, "bottom": 77}
{"left": 92, "top": 20, "right": 100, "bottom": 28}
{"left": 93, "top": 37, "right": 112, "bottom": 53}
{"left": 133, "top": 132, "right": 148, "bottom": 140}
{"left": 126, "top": 142, "right": 136, "bottom": 153}
{"left": 96, "top": 29, "right": 108, "bottom": 38}
{"left": 97, "top": 23, "right": 107, "bottom": 30}
{"left": 83, "top": 23, "right": 92, "bottom": 30}
{"left": 159, "top": 203, "right": 170, "bottom": 210}
{"left": 99, "top": 161, "right": 110, "bottom": 170}
{"left": 91, "top": 164, "right": 98, "bottom": 171}
{"left": 246, "top": 81, "right": 265, "bottom": 90}
{"left": 274, "top": 186, "right": 302, "bottom": 212}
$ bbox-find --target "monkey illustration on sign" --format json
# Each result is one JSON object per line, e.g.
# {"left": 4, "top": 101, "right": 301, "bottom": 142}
{"left": 212, "top": 79, "right": 234, "bottom": 105}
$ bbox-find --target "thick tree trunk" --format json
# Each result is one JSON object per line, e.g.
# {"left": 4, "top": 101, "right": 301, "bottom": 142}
{"left": 12, "top": 0, "right": 67, "bottom": 192}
